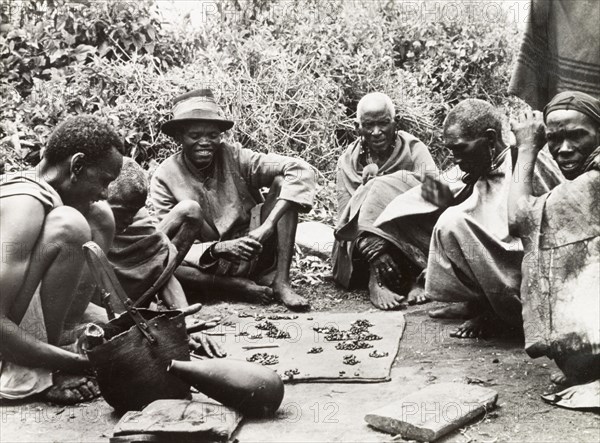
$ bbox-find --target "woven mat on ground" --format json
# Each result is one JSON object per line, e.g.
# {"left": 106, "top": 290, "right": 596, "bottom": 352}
{"left": 211, "top": 311, "right": 405, "bottom": 383}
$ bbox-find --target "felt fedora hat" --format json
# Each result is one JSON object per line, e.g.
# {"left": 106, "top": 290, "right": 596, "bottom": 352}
{"left": 161, "top": 89, "right": 234, "bottom": 137}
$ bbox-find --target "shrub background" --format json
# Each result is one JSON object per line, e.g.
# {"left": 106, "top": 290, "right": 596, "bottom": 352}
{"left": 1, "top": 0, "right": 527, "bottom": 224}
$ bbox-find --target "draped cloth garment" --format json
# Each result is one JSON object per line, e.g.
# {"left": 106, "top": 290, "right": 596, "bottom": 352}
{"left": 424, "top": 149, "right": 564, "bottom": 323}
{"left": 515, "top": 149, "right": 600, "bottom": 409}
{"left": 515, "top": 149, "right": 600, "bottom": 359}
{"left": 333, "top": 131, "right": 438, "bottom": 288}
{"left": 508, "top": 0, "right": 600, "bottom": 110}
{"left": 108, "top": 207, "right": 179, "bottom": 305}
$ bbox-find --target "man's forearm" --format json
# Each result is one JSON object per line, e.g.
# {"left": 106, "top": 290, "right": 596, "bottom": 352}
{"left": 508, "top": 149, "right": 538, "bottom": 231}
{"left": 0, "top": 317, "right": 88, "bottom": 372}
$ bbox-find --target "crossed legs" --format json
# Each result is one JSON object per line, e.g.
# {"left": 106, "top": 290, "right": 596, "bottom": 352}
{"left": 171, "top": 179, "right": 308, "bottom": 311}
{"left": 166, "top": 201, "right": 274, "bottom": 304}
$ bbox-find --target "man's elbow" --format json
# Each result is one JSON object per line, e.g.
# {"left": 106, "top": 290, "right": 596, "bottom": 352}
{"left": 291, "top": 160, "right": 317, "bottom": 187}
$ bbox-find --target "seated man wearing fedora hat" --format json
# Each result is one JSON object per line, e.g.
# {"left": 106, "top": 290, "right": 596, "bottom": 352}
{"left": 151, "top": 89, "right": 316, "bottom": 311}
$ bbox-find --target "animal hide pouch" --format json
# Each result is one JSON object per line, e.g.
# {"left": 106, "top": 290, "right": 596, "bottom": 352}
{"left": 82, "top": 242, "right": 192, "bottom": 413}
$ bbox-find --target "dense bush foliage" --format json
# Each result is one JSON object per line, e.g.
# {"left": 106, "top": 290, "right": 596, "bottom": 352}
{"left": 1, "top": 0, "right": 198, "bottom": 95}
{"left": 1, "top": 0, "right": 524, "bottom": 223}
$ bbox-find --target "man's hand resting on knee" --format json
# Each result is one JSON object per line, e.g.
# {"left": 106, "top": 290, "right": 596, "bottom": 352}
{"left": 248, "top": 221, "right": 276, "bottom": 245}
{"left": 371, "top": 252, "right": 403, "bottom": 292}
{"left": 212, "top": 237, "right": 263, "bottom": 263}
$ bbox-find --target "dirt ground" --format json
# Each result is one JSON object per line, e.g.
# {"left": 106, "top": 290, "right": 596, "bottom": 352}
{"left": 1, "top": 278, "right": 598, "bottom": 443}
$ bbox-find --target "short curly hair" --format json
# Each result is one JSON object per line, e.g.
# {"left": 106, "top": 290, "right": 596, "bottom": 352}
{"left": 443, "top": 99, "right": 506, "bottom": 143}
{"left": 107, "top": 157, "right": 148, "bottom": 209}
{"left": 44, "top": 115, "right": 124, "bottom": 165}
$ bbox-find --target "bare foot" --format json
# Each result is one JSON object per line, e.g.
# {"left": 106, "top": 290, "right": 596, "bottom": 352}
{"left": 429, "top": 301, "right": 480, "bottom": 319}
{"left": 44, "top": 373, "right": 100, "bottom": 405}
{"left": 219, "top": 276, "right": 273, "bottom": 304}
{"left": 553, "top": 352, "right": 600, "bottom": 385}
{"left": 550, "top": 371, "right": 574, "bottom": 387}
{"left": 239, "top": 281, "right": 274, "bottom": 304}
{"left": 368, "top": 272, "right": 406, "bottom": 310}
{"left": 449, "top": 311, "right": 500, "bottom": 339}
{"left": 273, "top": 281, "right": 310, "bottom": 312}
{"left": 407, "top": 283, "right": 429, "bottom": 305}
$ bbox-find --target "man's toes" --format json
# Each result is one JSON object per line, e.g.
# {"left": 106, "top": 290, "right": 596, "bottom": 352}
{"left": 393, "top": 294, "right": 406, "bottom": 303}
{"left": 88, "top": 380, "right": 100, "bottom": 397}
{"left": 373, "top": 300, "right": 386, "bottom": 310}
{"left": 77, "top": 383, "right": 98, "bottom": 400}
{"left": 451, "top": 326, "right": 470, "bottom": 338}
{"left": 429, "top": 308, "right": 444, "bottom": 318}
{"left": 285, "top": 297, "right": 310, "bottom": 312}
{"left": 550, "top": 372, "right": 569, "bottom": 385}
{"left": 416, "top": 294, "right": 429, "bottom": 304}
{"left": 65, "top": 388, "right": 83, "bottom": 403}
{"left": 258, "top": 293, "right": 271, "bottom": 304}
{"left": 50, "top": 387, "right": 81, "bottom": 404}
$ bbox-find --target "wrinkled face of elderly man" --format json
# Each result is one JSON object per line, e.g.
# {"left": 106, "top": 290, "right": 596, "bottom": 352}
{"left": 356, "top": 95, "right": 397, "bottom": 156}
{"left": 545, "top": 110, "right": 600, "bottom": 179}
{"left": 443, "top": 125, "right": 495, "bottom": 177}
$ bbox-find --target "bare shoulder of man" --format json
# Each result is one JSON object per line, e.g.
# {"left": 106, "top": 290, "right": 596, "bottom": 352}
{"left": 0, "top": 195, "right": 46, "bottom": 311}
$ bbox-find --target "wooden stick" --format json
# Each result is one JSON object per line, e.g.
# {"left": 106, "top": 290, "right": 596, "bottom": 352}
{"left": 242, "top": 344, "right": 280, "bottom": 350}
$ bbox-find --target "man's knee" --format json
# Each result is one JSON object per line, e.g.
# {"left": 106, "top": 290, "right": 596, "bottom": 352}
{"left": 435, "top": 208, "right": 467, "bottom": 244}
{"left": 173, "top": 200, "right": 202, "bottom": 224}
{"left": 87, "top": 201, "right": 116, "bottom": 245}
{"left": 45, "top": 206, "right": 91, "bottom": 246}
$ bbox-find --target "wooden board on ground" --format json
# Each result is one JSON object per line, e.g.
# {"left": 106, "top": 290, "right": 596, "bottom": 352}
{"left": 212, "top": 311, "right": 405, "bottom": 383}
{"left": 364, "top": 382, "right": 498, "bottom": 441}
{"left": 111, "top": 399, "right": 242, "bottom": 443}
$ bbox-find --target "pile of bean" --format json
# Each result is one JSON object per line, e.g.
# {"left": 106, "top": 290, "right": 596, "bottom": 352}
{"left": 335, "top": 340, "right": 373, "bottom": 351}
{"left": 343, "top": 354, "right": 360, "bottom": 365}
{"left": 246, "top": 353, "right": 279, "bottom": 365}
{"left": 368, "top": 350, "right": 389, "bottom": 358}
{"left": 284, "top": 368, "right": 300, "bottom": 378}
{"left": 238, "top": 312, "right": 265, "bottom": 321}
{"left": 313, "top": 326, "right": 339, "bottom": 334}
{"left": 324, "top": 330, "right": 354, "bottom": 341}
{"left": 267, "top": 314, "right": 299, "bottom": 320}
{"left": 307, "top": 346, "right": 323, "bottom": 354}
{"left": 314, "top": 319, "right": 382, "bottom": 342}
{"left": 349, "top": 319, "right": 373, "bottom": 334}
{"left": 255, "top": 321, "right": 291, "bottom": 339}
{"left": 358, "top": 333, "right": 382, "bottom": 341}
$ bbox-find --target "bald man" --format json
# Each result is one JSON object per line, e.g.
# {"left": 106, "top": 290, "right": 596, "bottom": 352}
{"left": 509, "top": 91, "right": 600, "bottom": 397}
{"left": 333, "top": 92, "right": 438, "bottom": 310}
